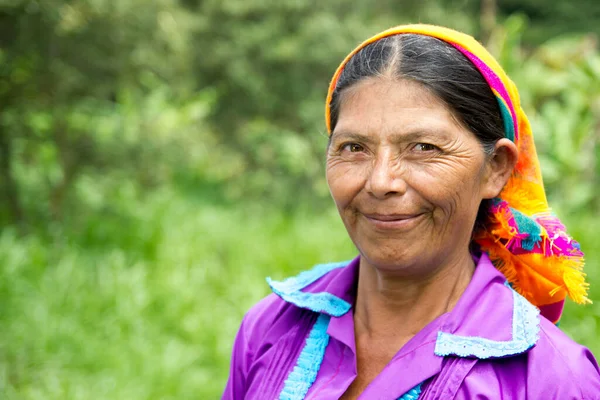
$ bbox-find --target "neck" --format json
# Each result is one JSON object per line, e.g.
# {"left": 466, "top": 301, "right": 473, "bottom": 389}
{"left": 354, "top": 250, "right": 475, "bottom": 341}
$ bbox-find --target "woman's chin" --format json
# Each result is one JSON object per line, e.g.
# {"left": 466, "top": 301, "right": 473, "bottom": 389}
{"left": 358, "top": 247, "right": 426, "bottom": 275}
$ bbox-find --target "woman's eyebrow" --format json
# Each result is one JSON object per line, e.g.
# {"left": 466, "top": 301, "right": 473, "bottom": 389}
{"left": 331, "top": 128, "right": 452, "bottom": 144}
{"left": 388, "top": 130, "right": 449, "bottom": 143}
{"left": 330, "top": 131, "right": 376, "bottom": 144}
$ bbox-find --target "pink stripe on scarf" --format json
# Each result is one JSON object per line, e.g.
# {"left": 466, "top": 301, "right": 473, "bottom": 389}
{"left": 449, "top": 43, "right": 519, "bottom": 141}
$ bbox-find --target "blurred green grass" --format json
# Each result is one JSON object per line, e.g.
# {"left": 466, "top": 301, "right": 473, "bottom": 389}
{"left": 0, "top": 189, "right": 358, "bottom": 399}
{"left": 0, "top": 188, "right": 598, "bottom": 399}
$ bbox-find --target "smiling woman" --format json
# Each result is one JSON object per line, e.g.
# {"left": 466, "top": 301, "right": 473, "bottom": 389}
{"left": 222, "top": 25, "right": 600, "bottom": 400}
{"left": 327, "top": 77, "right": 508, "bottom": 277}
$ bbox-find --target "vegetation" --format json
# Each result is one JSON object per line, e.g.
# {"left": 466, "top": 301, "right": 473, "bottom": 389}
{"left": 0, "top": 1, "right": 599, "bottom": 398}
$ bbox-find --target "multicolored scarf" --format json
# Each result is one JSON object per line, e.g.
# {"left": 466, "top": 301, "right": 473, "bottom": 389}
{"left": 324, "top": 24, "right": 590, "bottom": 323}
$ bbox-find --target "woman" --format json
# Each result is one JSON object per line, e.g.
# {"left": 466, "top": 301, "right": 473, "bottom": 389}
{"left": 223, "top": 24, "right": 600, "bottom": 399}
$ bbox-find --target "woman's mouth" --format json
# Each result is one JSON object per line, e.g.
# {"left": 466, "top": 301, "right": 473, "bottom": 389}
{"left": 362, "top": 212, "right": 425, "bottom": 230}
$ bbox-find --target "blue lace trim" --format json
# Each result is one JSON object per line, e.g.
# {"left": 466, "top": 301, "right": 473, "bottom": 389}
{"left": 397, "top": 383, "right": 422, "bottom": 400}
{"left": 267, "top": 261, "right": 352, "bottom": 317}
{"left": 278, "top": 314, "right": 331, "bottom": 400}
{"left": 434, "top": 281, "right": 540, "bottom": 359}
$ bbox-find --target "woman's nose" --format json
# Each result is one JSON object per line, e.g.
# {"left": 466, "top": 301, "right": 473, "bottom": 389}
{"left": 365, "top": 152, "right": 407, "bottom": 199}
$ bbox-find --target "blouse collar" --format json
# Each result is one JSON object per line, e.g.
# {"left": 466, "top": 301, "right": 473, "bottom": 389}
{"left": 266, "top": 252, "right": 540, "bottom": 359}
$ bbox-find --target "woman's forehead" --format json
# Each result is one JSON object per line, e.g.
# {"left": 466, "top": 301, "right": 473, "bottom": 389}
{"left": 340, "top": 77, "right": 441, "bottom": 105}
{"left": 333, "top": 78, "right": 463, "bottom": 138}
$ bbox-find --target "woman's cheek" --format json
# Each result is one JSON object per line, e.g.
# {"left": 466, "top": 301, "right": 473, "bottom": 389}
{"left": 328, "top": 157, "right": 366, "bottom": 180}
{"left": 409, "top": 164, "right": 472, "bottom": 214}
{"left": 327, "top": 162, "right": 366, "bottom": 203}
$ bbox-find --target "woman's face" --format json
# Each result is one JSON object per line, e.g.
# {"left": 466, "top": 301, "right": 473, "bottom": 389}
{"left": 327, "top": 78, "right": 501, "bottom": 276}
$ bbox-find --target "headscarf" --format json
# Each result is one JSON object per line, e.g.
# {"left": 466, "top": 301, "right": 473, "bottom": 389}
{"left": 324, "top": 24, "right": 590, "bottom": 323}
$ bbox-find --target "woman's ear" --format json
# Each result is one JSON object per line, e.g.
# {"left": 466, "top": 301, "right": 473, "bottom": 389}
{"left": 482, "top": 138, "right": 519, "bottom": 199}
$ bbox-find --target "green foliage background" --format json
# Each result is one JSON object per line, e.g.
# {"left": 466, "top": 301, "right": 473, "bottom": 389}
{"left": 0, "top": 1, "right": 599, "bottom": 398}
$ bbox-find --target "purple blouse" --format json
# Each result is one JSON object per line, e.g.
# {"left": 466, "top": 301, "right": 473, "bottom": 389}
{"left": 223, "top": 253, "right": 600, "bottom": 399}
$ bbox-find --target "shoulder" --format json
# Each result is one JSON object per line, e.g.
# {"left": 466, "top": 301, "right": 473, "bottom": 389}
{"left": 458, "top": 318, "right": 600, "bottom": 399}
{"left": 240, "top": 258, "right": 355, "bottom": 357}
{"left": 244, "top": 257, "right": 353, "bottom": 324}
{"left": 525, "top": 317, "right": 600, "bottom": 399}
{"left": 535, "top": 317, "right": 600, "bottom": 377}
{"left": 241, "top": 291, "right": 298, "bottom": 330}
{"left": 238, "top": 292, "right": 305, "bottom": 353}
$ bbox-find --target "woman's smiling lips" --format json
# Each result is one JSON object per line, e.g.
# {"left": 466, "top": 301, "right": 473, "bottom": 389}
{"left": 362, "top": 212, "right": 426, "bottom": 230}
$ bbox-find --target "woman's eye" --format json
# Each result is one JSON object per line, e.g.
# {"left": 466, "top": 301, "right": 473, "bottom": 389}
{"left": 342, "top": 143, "right": 364, "bottom": 153}
{"left": 414, "top": 143, "right": 438, "bottom": 152}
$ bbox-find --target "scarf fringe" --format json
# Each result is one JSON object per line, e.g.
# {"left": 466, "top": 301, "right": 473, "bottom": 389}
{"left": 475, "top": 200, "right": 590, "bottom": 307}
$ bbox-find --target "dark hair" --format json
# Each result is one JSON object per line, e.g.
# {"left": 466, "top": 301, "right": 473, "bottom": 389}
{"left": 328, "top": 34, "right": 505, "bottom": 231}
{"left": 329, "top": 34, "right": 505, "bottom": 155}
